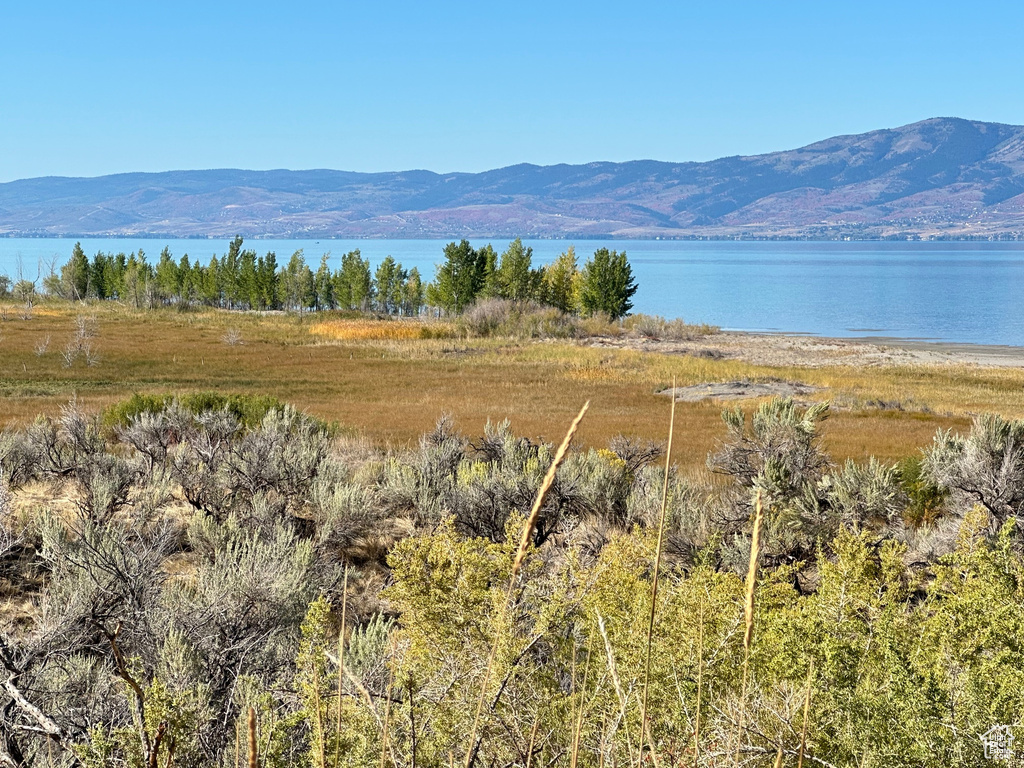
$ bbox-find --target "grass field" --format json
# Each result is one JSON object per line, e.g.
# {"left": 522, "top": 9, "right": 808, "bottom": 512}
{"left": 5, "top": 301, "right": 1023, "bottom": 474}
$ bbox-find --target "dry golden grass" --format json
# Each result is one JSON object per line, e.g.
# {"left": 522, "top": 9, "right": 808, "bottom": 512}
{"left": 309, "top": 318, "right": 453, "bottom": 342}
{"left": 0, "top": 301, "right": 1016, "bottom": 474}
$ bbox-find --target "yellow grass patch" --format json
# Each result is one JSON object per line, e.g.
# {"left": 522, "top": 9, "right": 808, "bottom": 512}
{"left": 309, "top": 319, "right": 444, "bottom": 341}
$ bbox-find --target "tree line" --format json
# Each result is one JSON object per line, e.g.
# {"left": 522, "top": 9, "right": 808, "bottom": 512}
{"left": 426, "top": 238, "right": 638, "bottom": 319}
{"left": 11, "top": 237, "right": 638, "bottom": 319}
{"left": 43, "top": 237, "right": 426, "bottom": 314}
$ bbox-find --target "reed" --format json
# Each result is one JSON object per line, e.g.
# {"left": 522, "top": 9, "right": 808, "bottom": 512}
{"left": 525, "top": 716, "right": 540, "bottom": 768}
{"left": 463, "top": 401, "right": 590, "bottom": 768}
{"left": 247, "top": 707, "right": 258, "bottom": 768}
{"left": 741, "top": 491, "right": 764, "bottom": 691}
{"left": 596, "top": 611, "right": 627, "bottom": 720}
{"left": 693, "top": 593, "right": 705, "bottom": 762}
{"left": 313, "top": 659, "right": 327, "bottom": 768}
{"left": 736, "top": 490, "right": 765, "bottom": 763}
{"left": 569, "top": 640, "right": 592, "bottom": 768}
{"left": 512, "top": 401, "right": 591, "bottom": 579}
{"left": 639, "top": 380, "right": 676, "bottom": 765}
{"left": 569, "top": 647, "right": 593, "bottom": 768}
{"left": 408, "top": 678, "right": 418, "bottom": 768}
{"left": 334, "top": 567, "right": 348, "bottom": 768}
{"left": 380, "top": 669, "right": 394, "bottom": 768}
{"left": 798, "top": 660, "right": 814, "bottom": 768}
{"left": 596, "top": 610, "right": 632, "bottom": 761}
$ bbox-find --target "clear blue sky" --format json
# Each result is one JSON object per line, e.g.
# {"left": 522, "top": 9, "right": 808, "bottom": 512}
{"left": 1, "top": 0, "right": 1022, "bottom": 182}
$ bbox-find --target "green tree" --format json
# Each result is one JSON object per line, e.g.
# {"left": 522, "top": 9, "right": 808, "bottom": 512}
{"left": 313, "top": 254, "right": 334, "bottom": 310}
{"left": 237, "top": 247, "right": 259, "bottom": 309}
{"left": 282, "top": 250, "right": 314, "bottom": 311}
{"left": 108, "top": 252, "right": 128, "bottom": 300}
{"left": 155, "top": 246, "right": 179, "bottom": 304}
{"left": 90, "top": 252, "right": 115, "bottom": 300}
{"left": 221, "top": 236, "right": 244, "bottom": 308}
{"left": 427, "top": 240, "right": 485, "bottom": 314}
{"left": 404, "top": 267, "right": 425, "bottom": 316}
{"left": 335, "top": 250, "right": 373, "bottom": 310}
{"left": 478, "top": 243, "right": 501, "bottom": 299}
{"left": 542, "top": 246, "right": 579, "bottom": 313}
{"left": 496, "top": 238, "right": 535, "bottom": 301}
{"left": 374, "top": 256, "right": 407, "bottom": 314}
{"left": 579, "top": 247, "right": 638, "bottom": 320}
{"left": 122, "top": 251, "right": 150, "bottom": 308}
{"left": 178, "top": 255, "right": 196, "bottom": 305}
{"left": 255, "top": 252, "right": 279, "bottom": 310}
{"left": 199, "top": 256, "right": 222, "bottom": 306}
{"left": 63, "top": 242, "right": 90, "bottom": 300}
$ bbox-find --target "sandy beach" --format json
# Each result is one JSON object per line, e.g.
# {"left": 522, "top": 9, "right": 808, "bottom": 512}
{"left": 590, "top": 331, "right": 1024, "bottom": 369}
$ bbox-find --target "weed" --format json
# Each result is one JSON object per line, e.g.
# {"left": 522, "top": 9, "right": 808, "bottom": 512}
{"left": 625, "top": 314, "right": 719, "bottom": 340}
{"left": 223, "top": 327, "right": 244, "bottom": 345}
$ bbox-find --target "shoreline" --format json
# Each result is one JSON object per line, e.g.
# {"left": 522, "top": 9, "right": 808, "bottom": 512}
{"left": 591, "top": 330, "right": 1024, "bottom": 369}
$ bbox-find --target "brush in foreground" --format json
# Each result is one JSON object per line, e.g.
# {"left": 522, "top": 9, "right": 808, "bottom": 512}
{"left": 511, "top": 400, "right": 591, "bottom": 579}
{"left": 639, "top": 379, "right": 676, "bottom": 764}
{"left": 465, "top": 400, "right": 590, "bottom": 768}
{"left": 736, "top": 490, "right": 764, "bottom": 762}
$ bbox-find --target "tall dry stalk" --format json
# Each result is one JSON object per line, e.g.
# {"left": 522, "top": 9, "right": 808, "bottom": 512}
{"left": 313, "top": 664, "right": 327, "bottom": 768}
{"left": 570, "top": 639, "right": 593, "bottom": 768}
{"left": 736, "top": 490, "right": 765, "bottom": 763}
{"left": 596, "top": 609, "right": 633, "bottom": 759}
{"left": 235, "top": 718, "right": 240, "bottom": 768}
{"left": 463, "top": 402, "right": 590, "bottom": 768}
{"left": 247, "top": 707, "right": 258, "bottom": 768}
{"left": 380, "top": 670, "right": 394, "bottom": 768}
{"left": 639, "top": 380, "right": 677, "bottom": 765}
{"left": 511, "top": 402, "right": 591, "bottom": 579}
{"left": 798, "top": 659, "right": 814, "bottom": 768}
{"left": 525, "top": 716, "right": 540, "bottom": 768}
{"left": 741, "top": 491, "right": 764, "bottom": 694}
{"left": 693, "top": 594, "right": 705, "bottom": 762}
{"left": 409, "top": 679, "right": 418, "bottom": 768}
{"left": 334, "top": 567, "right": 348, "bottom": 768}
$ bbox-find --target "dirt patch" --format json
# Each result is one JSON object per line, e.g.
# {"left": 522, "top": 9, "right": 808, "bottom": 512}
{"left": 659, "top": 379, "right": 824, "bottom": 402}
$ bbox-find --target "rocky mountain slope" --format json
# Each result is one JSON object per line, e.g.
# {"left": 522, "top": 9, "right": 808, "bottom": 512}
{"left": 2, "top": 117, "right": 1023, "bottom": 239}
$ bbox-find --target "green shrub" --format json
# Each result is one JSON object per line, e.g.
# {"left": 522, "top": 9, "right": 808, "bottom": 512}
{"left": 898, "top": 455, "right": 948, "bottom": 527}
{"left": 103, "top": 391, "right": 290, "bottom": 430}
{"left": 458, "top": 298, "right": 579, "bottom": 339}
{"left": 624, "top": 313, "right": 719, "bottom": 340}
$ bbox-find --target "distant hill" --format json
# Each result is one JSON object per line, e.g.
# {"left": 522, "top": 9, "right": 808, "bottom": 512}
{"left": 3, "top": 117, "right": 1024, "bottom": 239}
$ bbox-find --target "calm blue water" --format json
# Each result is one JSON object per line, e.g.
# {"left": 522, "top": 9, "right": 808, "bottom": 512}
{"left": 2, "top": 238, "right": 1023, "bottom": 346}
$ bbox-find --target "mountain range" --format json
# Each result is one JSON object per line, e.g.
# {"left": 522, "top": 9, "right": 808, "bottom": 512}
{"left": 3, "top": 117, "right": 1024, "bottom": 240}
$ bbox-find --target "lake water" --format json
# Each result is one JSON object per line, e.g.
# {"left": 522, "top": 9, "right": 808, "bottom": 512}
{"left": 2, "top": 238, "right": 1023, "bottom": 346}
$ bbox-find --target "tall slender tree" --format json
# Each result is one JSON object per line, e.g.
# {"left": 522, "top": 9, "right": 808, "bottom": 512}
{"left": 579, "top": 248, "right": 637, "bottom": 320}
{"left": 542, "top": 246, "right": 578, "bottom": 313}
{"left": 496, "top": 238, "right": 535, "bottom": 301}
{"left": 427, "top": 240, "right": 485, "bottom": 313}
